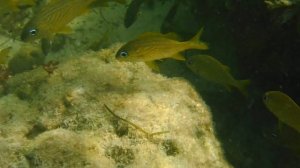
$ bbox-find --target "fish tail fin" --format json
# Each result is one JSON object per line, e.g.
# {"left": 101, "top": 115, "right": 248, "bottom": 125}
{"left": 187, "top": 28, "right": 209, "bottom": 50}
{"left": 236, "top": 79, "right": 251, "bottom": 97}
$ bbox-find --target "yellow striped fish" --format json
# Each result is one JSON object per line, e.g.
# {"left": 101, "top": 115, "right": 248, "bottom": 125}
{"left": 116, "top": 29, "right": 208, "bottom": 62}
{"left": 21, "top": 0, "right": 95, "bottom": 42}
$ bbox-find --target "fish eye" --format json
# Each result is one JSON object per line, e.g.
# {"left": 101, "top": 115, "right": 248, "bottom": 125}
{"left": 119, "top": 51, "right": 128, "bottom": 57}
{"left": 263, "top": 95, "right": 268, "bottom": 102}
{"left": 29, "top": 29, "right": 37, "bottom": 36}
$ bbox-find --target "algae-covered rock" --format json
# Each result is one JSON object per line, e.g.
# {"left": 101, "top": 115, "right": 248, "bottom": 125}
{"left": 8, "top": 45, "right": 45, "bottom": 75}
{"left": 0, "top": 138, "right": 30, "bottom": 168}
{"left": 0, "top": 44, "right": 231, "bottom": 168}
{"left": 5, "top": 67, "right": 48, "bottom": 100}
{"left": 0, "top": 94, "right": 37, "bottom": 167}
{"left": 0, "top": 94, "right": 38, "bottom": 137}
{"left": 24, "top": 129, "right": 114, "bottom": 168}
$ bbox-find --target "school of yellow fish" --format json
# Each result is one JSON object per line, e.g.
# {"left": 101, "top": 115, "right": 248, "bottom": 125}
{"left": 115, "top": 29, "right": 208, "bottom": 62}
{"left": 115, "top": 24, "right": 299, "bottom": 137}
{"left": 0, "top": 0, "right": 298, "bottom": 139}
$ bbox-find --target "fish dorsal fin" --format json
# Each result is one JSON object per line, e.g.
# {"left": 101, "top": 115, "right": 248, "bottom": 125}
{"left": 190, "top": 27, "right": 204, "bottom": 42}
{"left": 186, "top": 28, "right": 208, "bottom": 50}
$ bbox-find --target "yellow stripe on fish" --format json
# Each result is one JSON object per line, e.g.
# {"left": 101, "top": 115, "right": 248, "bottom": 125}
{"left": 21, "top": 0, "right": 95, "bottom": 42}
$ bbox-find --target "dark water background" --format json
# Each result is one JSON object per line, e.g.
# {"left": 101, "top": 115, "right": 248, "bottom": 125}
{"left": 158, "top": 0, "right": 300, "bottom": 167}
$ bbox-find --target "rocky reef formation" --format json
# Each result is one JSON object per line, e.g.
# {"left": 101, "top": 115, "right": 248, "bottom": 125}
{"left": 0, "top": 44, "right": 231, "bottom": 168}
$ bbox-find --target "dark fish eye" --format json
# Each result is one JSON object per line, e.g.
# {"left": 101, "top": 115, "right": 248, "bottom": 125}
{"left": 29, "top": 29, "right": 37, "bottom": 36}
{"left": 119, "top": 51, "right": 128, "bottom": 57}
{"left": 263, "top": 95, "right": 268, "bottom": 102}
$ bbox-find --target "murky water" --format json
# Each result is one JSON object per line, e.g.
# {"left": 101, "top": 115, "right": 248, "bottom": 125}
{"left": 0, "top": 0, "right": 299, "bottom": 168}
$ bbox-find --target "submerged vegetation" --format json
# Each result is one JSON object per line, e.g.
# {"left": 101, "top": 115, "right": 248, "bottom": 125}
{"left": 0, "top": 0, "right": 299, "bottom": 167}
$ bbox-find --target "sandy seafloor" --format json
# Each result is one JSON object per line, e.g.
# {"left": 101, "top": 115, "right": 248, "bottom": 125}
{"left": 0, "top": 1, "right": 233, "bottom": 168}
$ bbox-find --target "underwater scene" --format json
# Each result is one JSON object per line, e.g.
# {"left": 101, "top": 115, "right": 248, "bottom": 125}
{"left": 0, "top": 0, "right": 300, "bottom": 167}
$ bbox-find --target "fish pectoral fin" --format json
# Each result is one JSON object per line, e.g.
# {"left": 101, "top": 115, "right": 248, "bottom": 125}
{"left": 145, "top": 61, "right": 160, "bottom": 72}
{"left": 57, "top": 26, "right": 73, "bottom": 35}
{"left": 171, "top": 53, "right": 185, "bottom": 61}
